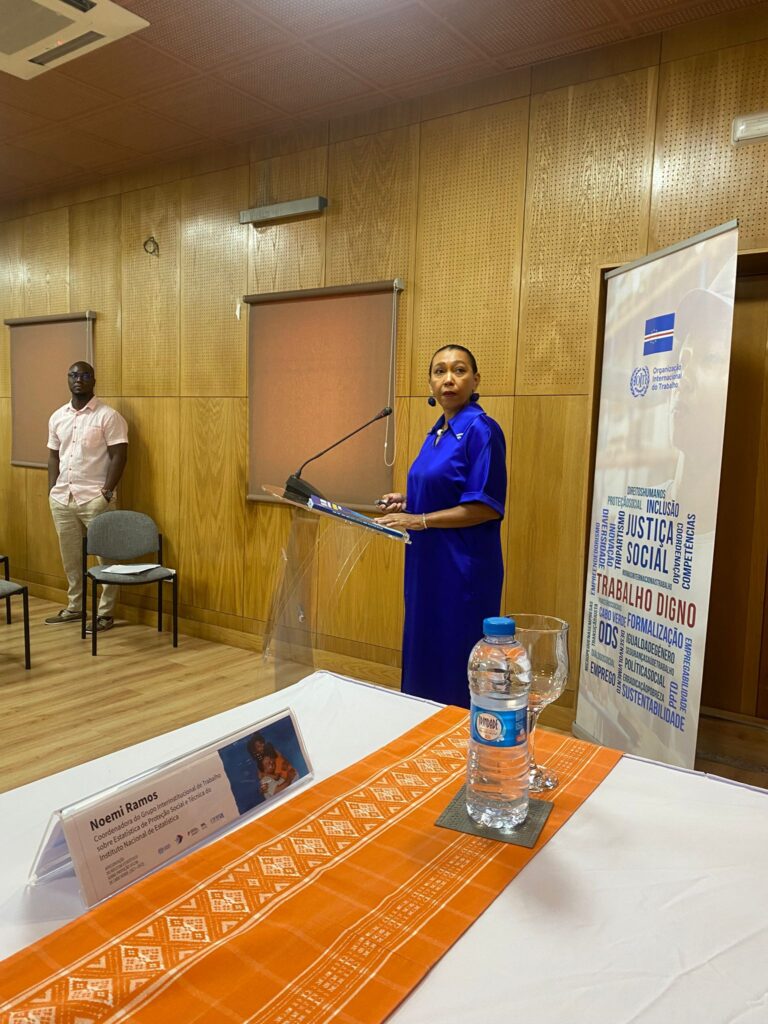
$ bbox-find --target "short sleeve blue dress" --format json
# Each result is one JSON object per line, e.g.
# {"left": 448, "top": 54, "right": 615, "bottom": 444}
{"left": 402, "top": 402, "right": 507, "bottom": 708}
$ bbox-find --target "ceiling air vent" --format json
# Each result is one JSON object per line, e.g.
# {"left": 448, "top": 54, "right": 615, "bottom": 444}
{"left": 59, "top": 0, "right": 97, "bottom": 10}
{"left": 0, "top": 0, "right": 148, "bottom": 80}
{"left": 30, "top": 29, "right": 104, "bottom": 65}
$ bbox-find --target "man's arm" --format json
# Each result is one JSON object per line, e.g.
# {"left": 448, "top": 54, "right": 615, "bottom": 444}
{"left": 102, "top": 443, "right": 128, "bottom": 498}
{"left": 47, "top": 449, "right": 60, "bottom": 493}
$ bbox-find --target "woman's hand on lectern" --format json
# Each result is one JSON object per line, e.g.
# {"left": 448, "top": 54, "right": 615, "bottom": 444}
{"left": 376, "top": 492, "right": 406, "bottom": 513}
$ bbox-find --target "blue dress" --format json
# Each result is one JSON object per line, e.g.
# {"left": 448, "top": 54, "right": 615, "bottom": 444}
{"left": 402, "top": 402, "right": 507, "bottom": 708}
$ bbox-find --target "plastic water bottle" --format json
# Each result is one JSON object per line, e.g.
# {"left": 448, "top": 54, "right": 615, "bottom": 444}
{"left": 466, "top": 616, "right": 531, "bottom": 831}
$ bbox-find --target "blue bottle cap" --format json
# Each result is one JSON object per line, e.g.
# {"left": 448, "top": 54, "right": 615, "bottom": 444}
{"left": 483, "top": 616, "right": 516, "bottom": 636}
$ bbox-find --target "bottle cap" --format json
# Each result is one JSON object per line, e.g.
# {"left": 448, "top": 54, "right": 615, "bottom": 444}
{"left": 483, "top": 616, "right": 516, "bottom": 636}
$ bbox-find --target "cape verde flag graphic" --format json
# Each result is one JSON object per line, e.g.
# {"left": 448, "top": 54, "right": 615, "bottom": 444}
{"left": 643, "top": 313, "right": 675, "bottom": 355}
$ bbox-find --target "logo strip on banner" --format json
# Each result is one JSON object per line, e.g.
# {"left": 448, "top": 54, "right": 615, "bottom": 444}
{"left": 575, "top": 221, "right": 738, "bottom": 769}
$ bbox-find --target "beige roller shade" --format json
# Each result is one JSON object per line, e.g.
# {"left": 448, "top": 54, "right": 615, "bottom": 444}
{"left": 8, "top": 313, "right": 94, "bottom": 468}
{"left": 246, "top": 283, "right": 400, "bottom": 509}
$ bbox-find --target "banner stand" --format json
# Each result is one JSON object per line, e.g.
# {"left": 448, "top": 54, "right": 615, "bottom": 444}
{"left": 575, "top": 221, "right": 739, "bottom": 768}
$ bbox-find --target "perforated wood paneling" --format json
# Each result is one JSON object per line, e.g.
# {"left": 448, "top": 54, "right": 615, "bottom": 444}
{"left": 650, "top": 40, "right": 768, "bottom": 252}
{"left": 70, "top": 196, "right": 122, "bottom": 395}
{"left": 22, "top": 209, "right": 69, "bottom": 318}
{"left": 178, "top": 397, "right": 246, "bottom": 615}
{"left": 181, "top": 167, "right": 249, "bottom": 396}
{"left": 326, "top": 126, "right": 418, "bottom": 285}
{"left": 119, "top": 398, "right": 180, "bottom": 572}
{"left": 412, "top": 100, "right": 528, "bottom": 395}
{"left": 326, "top": 126, "right": 419, "bottom": 395}
{"left": 504, "top": 396, "right": 591, "bottom": 695}
{"left": 248, "top": 147, "right": 327, "bottom": 295}
{"left": 0, "top": 398, "right": 27, "bottom": 567}
{"left": 121, "top": 183, "right": 180, "bottom": 396}
{"left": 518, "top": 68, "right": 657, "bottom": 395}
{"left": 0, "top": 218, "right": 23, "bottom": 398}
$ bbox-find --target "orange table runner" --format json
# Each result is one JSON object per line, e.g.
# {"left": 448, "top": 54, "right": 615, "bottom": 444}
{"left": 0, "top": 708, "right": 622, "bottom": 1024}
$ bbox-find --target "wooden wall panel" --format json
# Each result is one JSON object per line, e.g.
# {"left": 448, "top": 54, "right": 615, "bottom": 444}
{"left": 243, "top": 502, "right": 293, "bottom": 627}
{"left": 412, "top": 100, "right": 528, "bottom": 395}
{"left": 314, "top": 522, "right": 405, "bottom": 653}
{"left": 313, "top": 399, "right": 410, "bottom": 652}
{"left": 504, "top": 396, "right": 592, "bottom": 698}
{"left": 661, "top": 5, "right": 768, "bottom": 62}
{"left": 248, "top": 148, "right": 327, "bottom": 295}
{"left": 532, "top": 35, "right": 660, "bottom": 94}
{"left": 70, "top": 196, "right": 122, "bottom": 395}
{"left": 121, "top": 183, "right": 180, "bottom": 397}
{"left": 181, "top": 167, "right": 249, "bottom": 397}
{"left": 702, "top": 275, "right": 768, "bottom": 715}
{"left": 24, "top": 467, "right": 65, "bottom": 585}
{"left": 517, "top": 68, "right": 657, "bottom": 395}
{"left": 0, "top": 398, "right": 26, "bottom": 567}
{"left": 22, "top": 209, "right": 69, "bottom": 318}
{"left": 326, "top": 126, "right": 419, "bottom": 395}
{"left": 177, "top": 398, "right": 246, "bottom": 615}
{"left": 0, "top": 218, "right": 23, "bottom": 399}
{"left": 650, "top": 40, "right": 768, "bottom": 252}
{"left": 119, "top": 398, "right": 180, "bottom": 567}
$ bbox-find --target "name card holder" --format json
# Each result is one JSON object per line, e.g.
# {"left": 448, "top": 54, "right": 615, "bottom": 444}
{"left": 29, "top": 709, "right": 312, "bottom": 908}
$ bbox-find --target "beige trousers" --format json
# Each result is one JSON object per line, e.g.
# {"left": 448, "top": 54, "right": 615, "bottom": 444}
{"left": 49, "top": 493, "right": 118, "bottom": 616}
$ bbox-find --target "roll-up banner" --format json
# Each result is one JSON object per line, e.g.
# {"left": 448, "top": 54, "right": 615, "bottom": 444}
{"left": 575, "top": 222, "right": 738, "bottom": 768}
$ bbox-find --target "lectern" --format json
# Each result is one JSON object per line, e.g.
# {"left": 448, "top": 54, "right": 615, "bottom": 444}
{"left": 261, "top": 486, "right": 409, "bottom": 687}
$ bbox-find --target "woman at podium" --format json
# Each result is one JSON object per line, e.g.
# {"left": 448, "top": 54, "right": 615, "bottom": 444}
{"left": 379, "top": 345, "right": 507, "bottom": 707}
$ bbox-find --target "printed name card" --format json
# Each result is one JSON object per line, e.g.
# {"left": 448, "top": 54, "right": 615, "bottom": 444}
{"left": 29, "top": 709, "right": 312, "bottom": 907}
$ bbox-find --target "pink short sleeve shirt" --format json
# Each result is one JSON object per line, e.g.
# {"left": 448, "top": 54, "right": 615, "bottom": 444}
{"left": 48, "top": 397, "right": 129, "bottom": 505}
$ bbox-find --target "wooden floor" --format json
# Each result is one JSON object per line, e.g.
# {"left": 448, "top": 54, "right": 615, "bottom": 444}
{"left": 0, "top": 596, "right": 334, "bottom": 792}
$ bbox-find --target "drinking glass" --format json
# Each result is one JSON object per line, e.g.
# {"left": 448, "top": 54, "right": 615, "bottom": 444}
{"left": 507, "top": 614, "right": 569, "bottom": 793}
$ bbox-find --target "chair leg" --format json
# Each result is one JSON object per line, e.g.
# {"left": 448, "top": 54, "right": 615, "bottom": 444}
{"left": 21, "top": 587, "right": 31, "bottom": 670}
{"left": 2, "top": 557, "right": 10, "bottom": 625}
{"left": 91, "top": 577, "right": 98, "bottom": 657}
{"left": 82, "top": 574, "right": 87, "bottom": 640}
{"left": 172, "top": 575, "right": 178, "bottom": 648}
{"left": 157, "top": 579, "right": 163, "bottom": 632}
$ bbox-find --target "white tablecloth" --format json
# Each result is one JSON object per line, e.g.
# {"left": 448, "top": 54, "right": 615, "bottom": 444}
{"left": 1, "top": 671, "right": 767, "bottom": 1023}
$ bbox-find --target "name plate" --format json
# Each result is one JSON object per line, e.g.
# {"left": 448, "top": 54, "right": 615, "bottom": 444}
{"left": 29, "top": 709, "right": 312, "bottom": 907}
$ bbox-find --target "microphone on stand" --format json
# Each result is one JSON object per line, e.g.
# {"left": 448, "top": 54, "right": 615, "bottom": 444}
{"left": 284, "top": 406, "right": 393, "bottom": 505}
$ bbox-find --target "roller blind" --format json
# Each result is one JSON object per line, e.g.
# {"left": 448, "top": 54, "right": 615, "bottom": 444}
{"left": 7, "top": 312, "right": 94, "bottom": 468}
{"left": 245, "top": 282, "right": 401, "bottom": 509}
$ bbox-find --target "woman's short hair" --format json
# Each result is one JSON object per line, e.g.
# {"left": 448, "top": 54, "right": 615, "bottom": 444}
{"left": 429, "top": 344, "right": 478, "bottom": 375}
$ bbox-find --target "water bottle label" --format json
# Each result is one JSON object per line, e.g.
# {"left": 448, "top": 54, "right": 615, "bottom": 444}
{"left": 470, "top": 704, "right": 528, "bottom": 747}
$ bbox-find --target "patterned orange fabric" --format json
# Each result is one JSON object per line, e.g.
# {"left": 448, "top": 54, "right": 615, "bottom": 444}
{"left": 0, "top": 709, "right": 621, "bottom": 1024}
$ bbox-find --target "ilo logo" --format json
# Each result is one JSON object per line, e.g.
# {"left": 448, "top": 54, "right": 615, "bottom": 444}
{"left": 629, "top": 366, "right": 650, "bottom": 398}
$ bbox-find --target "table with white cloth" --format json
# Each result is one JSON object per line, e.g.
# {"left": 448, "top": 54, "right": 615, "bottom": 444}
{"left": 1, "top": 671, "right": 767, "bottom": 1023}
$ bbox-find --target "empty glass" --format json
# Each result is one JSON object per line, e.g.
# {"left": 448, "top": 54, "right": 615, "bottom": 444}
{"left": 507, "top": 614, "right": 569, "bottom": 793}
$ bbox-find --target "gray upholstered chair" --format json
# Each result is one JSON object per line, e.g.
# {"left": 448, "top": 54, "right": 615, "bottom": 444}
{"left": 81, "top": 512, "right": 178, "bottom": 656}
{"left": 0, "top": 555, "right": 31, "bottom": 670}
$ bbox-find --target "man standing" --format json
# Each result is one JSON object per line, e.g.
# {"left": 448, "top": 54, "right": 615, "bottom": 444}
{"left": 46, "top": 361, "right": 128, "bottom": 631}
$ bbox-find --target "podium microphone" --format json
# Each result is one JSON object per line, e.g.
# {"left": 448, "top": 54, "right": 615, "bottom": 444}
{"left": 284, "top": 406, "right": 393, "bottom": 505}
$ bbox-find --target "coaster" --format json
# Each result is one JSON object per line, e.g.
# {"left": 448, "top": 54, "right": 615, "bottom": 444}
{"left": 435, "top": 785, "right": 553, "bottom": 847}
